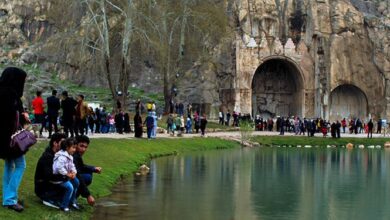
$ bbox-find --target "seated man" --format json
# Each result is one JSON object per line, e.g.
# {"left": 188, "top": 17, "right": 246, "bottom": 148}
{"left": 74, "top": 135, "right": 102, "bottom": 206}
{"left": 34, "top": 133, "right": 67, "bottom": 208}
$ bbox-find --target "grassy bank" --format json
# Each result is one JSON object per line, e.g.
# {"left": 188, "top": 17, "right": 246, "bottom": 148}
{"left": 0, "top": 138, "right": 239, "bottom": 220}
{"left": 252, "top": 136, "right": 390, "bottom": 147}
{"left": 0, "top": 63, "right": 165, "bottom": 112}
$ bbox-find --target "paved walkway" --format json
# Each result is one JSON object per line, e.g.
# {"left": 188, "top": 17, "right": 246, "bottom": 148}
{"left": 38, "top": 130, "right": 390, "bottom": 140}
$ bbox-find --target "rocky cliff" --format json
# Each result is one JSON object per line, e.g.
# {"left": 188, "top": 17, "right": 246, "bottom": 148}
{"left": 180, "top": 0, "right": 390, "bottom": 119}
{"left": 0, "top": 0, "right": 162, "bottom": 95}
{"left": 0, "top": 0, "right": 389, "bottom": 118}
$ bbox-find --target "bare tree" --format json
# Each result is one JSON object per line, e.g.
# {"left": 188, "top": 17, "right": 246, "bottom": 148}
{"left": 82, "top": 0, "right": 147, "bottom": 110}
{"left": 83, "top": 0, "right": 116, "bottom": 106}
{"left": 144, "top": 0, "right": 230, "bottom": 112}
{"left": 78, "top": 0, "right": 228, "bottom": 112}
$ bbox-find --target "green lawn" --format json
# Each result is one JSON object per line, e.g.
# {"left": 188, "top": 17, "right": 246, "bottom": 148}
{"left": 252, "top": 135, "right": 390, "bottom": 147}
{"left": 0, "top": 138, "right": 239, "bottom": 220}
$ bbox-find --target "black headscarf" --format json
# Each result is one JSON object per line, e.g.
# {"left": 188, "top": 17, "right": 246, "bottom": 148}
{"left": 0, "top": 67, "right": 27, "bottom": 98}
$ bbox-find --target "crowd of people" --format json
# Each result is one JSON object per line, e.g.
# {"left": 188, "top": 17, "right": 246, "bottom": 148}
{"left": 27, "top": 89, "right": 213, "bottom": 139}
{"left": 217, "top": 109, "right": 383, "bottom": 139}
{"left": 250, "top": 115, "right": 381, "bottom": 138}
{"left": 165, "top": 111, "right": 208, "bottom": 137}
{"left": 29, "top": 89, "right": 134, "bottom": 138}
{"left": 134, "top": 100, "right": 209, "bottom": 139}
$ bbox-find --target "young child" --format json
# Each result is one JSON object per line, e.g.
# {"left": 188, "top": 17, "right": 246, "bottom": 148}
{"left": 52, "top": 138, "right": 80, "bottom": 212}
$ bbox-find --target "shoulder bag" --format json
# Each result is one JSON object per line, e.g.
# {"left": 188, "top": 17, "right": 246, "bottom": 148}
{"left": 11, "top": 111, "right": 37, "bottom": 154}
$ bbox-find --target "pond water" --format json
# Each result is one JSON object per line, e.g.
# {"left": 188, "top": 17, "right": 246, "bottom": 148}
{"left": 92, "top": 148, "right": 390, "bottom": 220}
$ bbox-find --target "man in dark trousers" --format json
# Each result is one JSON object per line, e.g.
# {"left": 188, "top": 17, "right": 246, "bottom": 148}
{"left": 377, "top": 118, "right": 382, "bottom": 134}
{"left": 94, "top": 108, "right": 101, "bottom": 133}
{"left": 34, "top": 133, "right": 66, "bottom": 208}
{"left": 47, "top": 90, "right": 61, "bottom": 138}
{"left": 226, "top": 110, "right": 231, "bottom": 126}
{"left": 368, "top": 119, "right": 374, "bottom": 138}
{"left": 279, "top": 117, "right": 285, "bottom": 135}
{"left": 61, "top": 91, "right": 77, "bottom": 137}
{"left": 74, "top": 135, "right": 102, "bottom": 206}
{"left": 336, "top": 120, "right": 341, "bottom": 138}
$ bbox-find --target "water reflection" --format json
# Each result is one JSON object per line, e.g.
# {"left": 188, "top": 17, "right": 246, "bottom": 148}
{"left": 92, "top": 148, "right": 390, "bottom": 220}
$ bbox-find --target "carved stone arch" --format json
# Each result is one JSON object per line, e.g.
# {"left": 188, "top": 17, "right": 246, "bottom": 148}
{"left": 329, "top": 84, "right": 368, "bottom": 121}
{"left": 251, "top": 56, "right": 305, "bottom": 118}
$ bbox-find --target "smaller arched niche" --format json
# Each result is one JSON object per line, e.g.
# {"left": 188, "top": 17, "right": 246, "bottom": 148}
{"left": 329, "top": 84, "right": 368, "bottom": 121}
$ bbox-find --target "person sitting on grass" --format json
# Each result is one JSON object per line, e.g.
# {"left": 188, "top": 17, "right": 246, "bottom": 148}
{"left": 74, "top": 135, "right": 102, "bottom": 206}
{"left": 34, "top": 133, "right": 67, "bottom": 209}
{"left": 52, "top": 138, "right": 80, "bottom": 212}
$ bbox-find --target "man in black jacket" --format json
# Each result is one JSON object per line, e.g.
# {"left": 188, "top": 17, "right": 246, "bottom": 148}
{"left": 61, "top": 91, "right": 77, "bottom": 137}
{"left": 34, "top": 133, "right": 66, "bottom": 208}
{"left": 75, "top": 135, "right": 102, "bottom": 206}
{"left": 47, "top": 90, "right": 61, "bottom": 138}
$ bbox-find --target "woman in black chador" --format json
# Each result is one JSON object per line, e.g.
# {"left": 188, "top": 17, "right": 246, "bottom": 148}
{"left": 134, "top": 112, "right": 143, "bottom": 138}
{"left": 0, "top": 67, "right": 29, "bottom": 212}
{"left": 124, "top": 113, "right": 131, "bottom": 133}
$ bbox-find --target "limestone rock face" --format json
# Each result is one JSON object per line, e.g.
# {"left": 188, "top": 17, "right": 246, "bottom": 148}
{"left": 219, "top": 0, "right": 390, "bottom": 120}
{"left": 0, "top": 0, "right": 162, "bottom": 95}
{"left": 178, "top": 0, "right": 390, "bottom": 119}
{"left": 0, "top": 0, "right": 389, "bottom": 119}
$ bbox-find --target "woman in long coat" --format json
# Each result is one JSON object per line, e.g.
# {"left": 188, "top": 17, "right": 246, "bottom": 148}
{"left": 0, "top": 67, "right": 28, "bottom": 212}
{"left": 134, "top": 112, "right": 143, "bottom": 138}
{"left": 124, "top": 113, "right": 131, "bottom": 133}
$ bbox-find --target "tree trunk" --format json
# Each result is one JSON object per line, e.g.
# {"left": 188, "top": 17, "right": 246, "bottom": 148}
{"left": 162, "top": 0, "right": 172, "bottom": 113}
{"left": 118, "top": 57, "right": 128, "bottom": 111}
{"left": 104, "top": 54, "right": 117, "bottom": 105}
{"left": 178, "top": 3, "right": 187, "bottom": 64}
{"left": 163, "top": 67, "right": 171, "bottom": 114}
{"left": 163, "top": 45, "right": 172, "bottom": 113}
{"left": 118, "top": 1, "right": 133, "bottom": 112}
